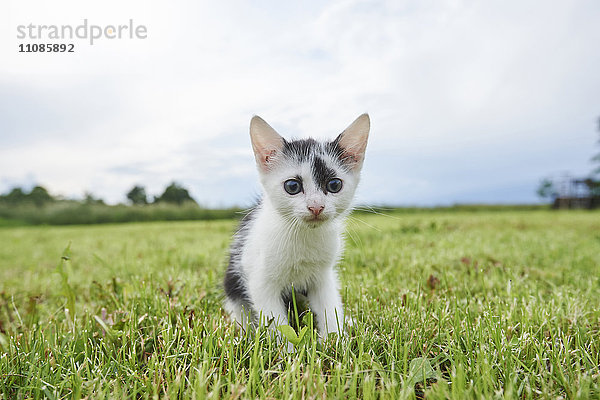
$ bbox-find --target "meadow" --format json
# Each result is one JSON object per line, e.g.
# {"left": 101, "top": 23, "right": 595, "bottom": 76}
{"left": 1, "top": 209, "right": 599, "bottom": 399}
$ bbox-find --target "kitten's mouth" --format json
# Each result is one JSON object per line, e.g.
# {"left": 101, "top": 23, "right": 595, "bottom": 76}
{"left": 304, "top": 215, "right": 327, "bottom": 224}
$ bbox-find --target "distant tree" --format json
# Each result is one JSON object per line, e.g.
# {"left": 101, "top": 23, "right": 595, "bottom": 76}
{"left": 83, "top": 191, "right": 105, "bottom": 205}
{"left": 2, "top": 187, "right": 27, "bottom": 205}
{"left": 155, "top": 182, "right": 196, "bottom": 205}
{"left": 127, "top": 185, "right": 148, "bottom": 205}
{"left": 536, "top": 178, "right": 557, "bottom": 201}
{"left": 28, "top": 185, "right": 54, "bottom": 206}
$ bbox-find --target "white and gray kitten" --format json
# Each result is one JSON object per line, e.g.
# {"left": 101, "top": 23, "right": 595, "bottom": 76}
{"left": 224, "top": 114, "right": 370, "bottom": 337}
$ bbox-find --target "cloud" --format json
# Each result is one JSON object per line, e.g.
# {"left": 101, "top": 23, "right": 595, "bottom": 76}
{"left": 1, "top": 0, "right": 599, "bottom": 206}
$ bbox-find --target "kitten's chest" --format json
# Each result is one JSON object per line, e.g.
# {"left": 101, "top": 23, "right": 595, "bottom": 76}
{"left": 254, "top": 223, "right": 341, "bottom": 281}
{"left": 270, "top": 228, "right": 338, "bottom": 265}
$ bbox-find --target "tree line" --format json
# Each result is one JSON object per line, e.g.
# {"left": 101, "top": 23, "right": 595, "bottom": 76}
{"left": 0, "top": 182, "right": 197, "bottom": 207}
{"left": 126, "top": 183, "right": 195, "bottom": 205}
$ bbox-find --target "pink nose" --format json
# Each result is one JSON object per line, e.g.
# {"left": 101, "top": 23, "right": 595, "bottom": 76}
{"left": 308, "top": 206, "right": 324, "bottom": 216}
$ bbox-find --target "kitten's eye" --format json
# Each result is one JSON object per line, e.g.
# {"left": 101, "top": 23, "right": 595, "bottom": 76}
{"left": 284, "top": 179, "right": 302, "bottom": 195}
{"left": 326, "top": 178, "right": 343, "bottom": 193}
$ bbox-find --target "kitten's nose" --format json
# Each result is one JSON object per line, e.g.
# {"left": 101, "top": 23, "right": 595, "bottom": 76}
{"left": 308, "top": 205, "right": 324, "bottom": 216}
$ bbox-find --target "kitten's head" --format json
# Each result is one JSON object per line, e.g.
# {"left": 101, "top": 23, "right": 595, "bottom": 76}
{"left": 249, "top": 114, "right": 370, "bottom": 226}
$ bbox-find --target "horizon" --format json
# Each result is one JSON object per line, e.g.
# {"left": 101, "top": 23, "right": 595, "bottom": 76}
{"left": 0, "top": 181, "right": 556, "bottom": 209}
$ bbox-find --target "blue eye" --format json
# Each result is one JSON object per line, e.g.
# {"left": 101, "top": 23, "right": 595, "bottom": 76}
{"left": 284, "top": 179, "right": 302, "bottom": 195}
{"left": 326, "top": 178, "right": 343, "bottom": 193}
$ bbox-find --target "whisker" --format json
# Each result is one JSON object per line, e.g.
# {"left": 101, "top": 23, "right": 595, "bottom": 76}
{"left": 348, "top": 214, "right": 382, "bottom": 232}
{"left": 353, "top": 205, "right": 403, "bottom": 221}
{"left": 344, "top": 223, "right": 362, "bottom": 248}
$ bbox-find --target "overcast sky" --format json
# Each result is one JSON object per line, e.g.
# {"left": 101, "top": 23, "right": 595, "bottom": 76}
{"left": 1, "top": 0, "right": 599, "bottom": 207}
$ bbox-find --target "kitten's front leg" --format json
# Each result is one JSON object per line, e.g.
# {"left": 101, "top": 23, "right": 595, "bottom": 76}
{"left": 308, "top": 268, "right": 345, "bottom": 337}
{"left": 248, "top": 283, "right": 297, "bottom": 349}
{"left": 250, "top": 286, "right": 288, "bottom": 327}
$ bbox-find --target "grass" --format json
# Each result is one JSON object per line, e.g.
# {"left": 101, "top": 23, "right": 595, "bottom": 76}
{"left": 0, "top": 209, "right": 599, "bottom": 399}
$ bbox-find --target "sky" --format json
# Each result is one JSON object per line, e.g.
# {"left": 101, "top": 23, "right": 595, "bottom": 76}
{"left": 1, "top": 0, "right": 599, "bottom": 207}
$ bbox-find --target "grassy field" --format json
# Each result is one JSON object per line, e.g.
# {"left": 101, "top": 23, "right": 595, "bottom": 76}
{"left": 1, "top": 210, "right": 599, "bottom": 399}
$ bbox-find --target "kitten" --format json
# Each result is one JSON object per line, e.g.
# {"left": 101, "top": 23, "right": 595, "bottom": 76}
{"left": 224, "top": 113, "right": 370, "bottom": 337}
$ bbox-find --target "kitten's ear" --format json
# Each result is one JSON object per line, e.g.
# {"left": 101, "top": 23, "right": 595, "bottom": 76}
{"left": 335, "top": 113, "right": 370, "bottom": 170}
{"left": 250, "top": 116, "right": 284, "bottom": 172}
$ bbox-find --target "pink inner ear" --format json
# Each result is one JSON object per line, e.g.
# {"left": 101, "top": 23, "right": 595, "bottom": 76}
{"left": 341, "top": 150, "right": 360, "bottom": 165}
{"left": 264, "top": 149, "right": 277, "bottom": 164}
